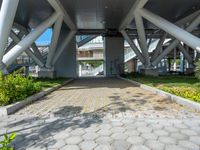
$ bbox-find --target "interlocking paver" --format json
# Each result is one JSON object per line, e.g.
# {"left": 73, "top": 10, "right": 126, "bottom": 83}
{"left": 82, "top": 132, "right": 98, "bottom": 140}
{"left": 96, "top": 136, "right": 113, "bottom": 144}
{"left": 179, "top": 140, "right": 199, "bottom": 150}
{"left": 126, "top": 136, "right": 145, "bottom": 144}
{"left": 65, "top": 136, "right": 83, "bottom": 145}
{"left": 60, "top": 145, "right": 80, "bottom": 150}
{"left": 79, "top": 140, "right": 97, "bottom": 150}
{"left": 130, "top": 145, "right": 150, "bottom": 150}
{"left": 1, "top": 78, "right": 200, "bottom": 150}
{"left": 112, "top": 140, "right": 131, "bottom": 150}
{"left": 145, "top": 140, "right": 165, "bottom": 150}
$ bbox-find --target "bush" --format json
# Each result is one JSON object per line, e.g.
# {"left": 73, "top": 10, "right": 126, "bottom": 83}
{"left": 160, "top": 87, "right": 200, "bottom": 102}
{"left": 0, "top": 73, "right": 42, "bottom": 106}
{"left": 195, "top": 59, "right": 200, "bottom": 80}
{"left": 0, "top": 133, "right": 16, "bottom": 150}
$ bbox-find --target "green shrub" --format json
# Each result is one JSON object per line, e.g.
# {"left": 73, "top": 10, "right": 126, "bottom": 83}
{"left": 0, "top": 133, "right": 16, "bottom": 150}
{"left": 160, "top": 87, "right": 200, "bottom": 102}
{"left": 195, "top": 59, "right": 200, "bottom": 80}
{"left": 0, "top": 73, "right": 42, "bottom": 106}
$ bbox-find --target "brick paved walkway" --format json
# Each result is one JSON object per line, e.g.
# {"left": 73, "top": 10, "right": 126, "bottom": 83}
{"left": 1, "top": 78, "right": 200, "bottom": 150}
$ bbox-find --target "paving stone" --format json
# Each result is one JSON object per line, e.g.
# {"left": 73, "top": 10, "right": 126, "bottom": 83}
{"left": 158, "top": 136, "right": 176, "bottom": 144}
{"left": 164, "top": 126, "right": 179, "bottom": 133}
{"left": 96, "top": 136, "right": 113, "bottom": 144}
{"left": 190, "top": 136, "right": 200, "bottom": 145}
{"left": 154, "top": 129, "right": 169, "bottom": 136}
{"left": 79, "top": 140, "right": 97, "bottom": 150}
{"left": 111, "top": 127, "right": 125, "bottom": 133}
{"left": 126, "top": 136, "right": 145, "bottom": 144}
{"left": 70, "top": 128, "right": 85, "bottom": 136}
{"left": 130, "top": 145, "right": 150, "bottom": 150}
{"left": 111, "top": 133, "right": 128, "bottom": 140}
{"left": 165, "top": 145, "right": 187, "bottom": 150}
{"left": 181, "top": 129, "right": 198, "bottom": 136}
{"left": 145, "top": 140, "right": 165, "bottom": 150}
{"left": 112, "top": 140, "right": 131, "bottom": 150}
{"left": 85, "top": 127, "right": 99, "bottom": 133}
{"left": 60, "top": 145, "right": 80, "bottom": 150}
{"left": 47, "top": 140, "right": 65, "bottom": 149}
{"left": 82, "top": 132, "right": 99, "bottom": 140}
{"left": 137, "top": 127, "right": 152, "bottom": 133}
{"left": 99, "top": 124, "right": 112, "bottom": 130}
{"left": 179, "top": 140, "right": 199, "bottom": 150}
{"left": 53, "top": 131, "right": 70, "bottom": 140}
{"left": 141, "top": 133, "right": 158, "bottom": 140}
{"left": 174, "top": 123, "right": 188, "bottom": 129}
{"left": 65, "top": 136, "right": 83, "bottom": 145}
{"left": 124, "top": 130, "right": 140, "bottom": 136}
{"left": 170, "top": 132, "right": 187, "bottom": 140}
{"left": 97, "top": 129, "right": 112, "bottom": 136}
{"left": 95, "top": 144, "right": 112, "bottom": 150}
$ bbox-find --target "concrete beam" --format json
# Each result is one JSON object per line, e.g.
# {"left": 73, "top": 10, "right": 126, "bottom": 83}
{"left": 77, "top": 35, "right": 98, "bottom": 47}
{"left": 3, "top": 12, "right": 60, "bottom": 67}
{"left": 139, "top": 8, "right": 200, "bottom": 52}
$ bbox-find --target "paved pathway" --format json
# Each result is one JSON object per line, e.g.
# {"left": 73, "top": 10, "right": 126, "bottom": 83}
{"left": 1, "top": 78, "right": 200, "bottom": 150}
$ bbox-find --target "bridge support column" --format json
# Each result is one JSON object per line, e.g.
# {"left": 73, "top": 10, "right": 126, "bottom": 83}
{"left": 139, "top": 8, "right": 200, "bottom": 53}
{"left": 0, "top": 0, "right": 19, "bottom": 70}
{"left": 104, "top": 36, "right": 124, "bottom": 77}
{"left": 2, "top": 12, "right": 60, "bottom": 67}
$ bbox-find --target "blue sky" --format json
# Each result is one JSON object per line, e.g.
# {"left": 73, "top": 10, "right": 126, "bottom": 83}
{"left": 35, "top": 28, "right": 52, "bottom": 45}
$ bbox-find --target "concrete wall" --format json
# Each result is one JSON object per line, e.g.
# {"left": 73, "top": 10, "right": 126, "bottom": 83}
{"left": 104, "top": 36, "right": 124, "bottom": 77}
{"left": 54, "top": 37, "right": 77, "bottom": 78}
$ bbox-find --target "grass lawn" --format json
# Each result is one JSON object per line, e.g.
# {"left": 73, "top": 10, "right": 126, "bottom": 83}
{"left": 34, "top": 78, "right": 68, "bottom": 90}
{"left": 124, "top": 73, "right": 200, "bottom": 103}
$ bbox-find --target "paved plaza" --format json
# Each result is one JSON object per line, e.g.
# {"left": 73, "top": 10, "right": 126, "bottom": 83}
{"left": 1, "top": 78, "right": 200, "bottom": 150}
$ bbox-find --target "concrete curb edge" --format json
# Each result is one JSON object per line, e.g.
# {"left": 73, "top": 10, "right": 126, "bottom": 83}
{"left": 118, "top": 76, "right": 200, "bottom": 112}
{"left": 0, "top": 78, "right": 75, "bottom": 117}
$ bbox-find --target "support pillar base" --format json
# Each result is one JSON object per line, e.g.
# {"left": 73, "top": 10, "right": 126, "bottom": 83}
{"left": 185, "top": 68, "right": 194, "bottom": 75}
{"left": 38, "top": 68, "right": 55, "bottom": 78}
{"left": 141, "top": 68, "right": 159, "bottom": 76}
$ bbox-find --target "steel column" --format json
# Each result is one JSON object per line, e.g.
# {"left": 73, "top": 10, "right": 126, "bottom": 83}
{"left": 151, "top": 33, "right": 167, "bottom": 62}
{"left": 10, "top": 31, "right": 44, "bottom": 67}
{"left": 46, "top": 15, "right": 63, "bottom": 68}
{"left": 0, "top": 0, "right": 19, "bottom": 65}
{"left": 135, "top": 14, "right": 150, "bottom": 66}
{"left": 152, "top": 15, "right": 200, "bottom": 66}
{"left": 120, "top": 30, "right": 145, "bottom": 64}
{"left": 3, "top": 12, "right": 60, "bottom": 67}
{"left": 52, "top": 31, "right": 76, "bottom": 65}
{"left": 119, "top": 0, "right": 148, "bottom": 30}
{"left": 139, "top": 8, "right": 200, "bottom": 52}
{"left": 177, "top": 43, "right": 193, "bottom": 64}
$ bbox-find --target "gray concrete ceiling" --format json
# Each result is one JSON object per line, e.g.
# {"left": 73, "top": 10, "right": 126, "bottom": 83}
{"left": 0, "top": 0, "right": 199, "bottom": 31}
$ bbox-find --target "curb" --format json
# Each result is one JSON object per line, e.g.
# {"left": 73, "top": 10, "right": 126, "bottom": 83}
{"left": 0, "top": 79, "right": 74, "bottom": 117}
{"left": 118, "top": 76, "right": 200, "bottom": 112}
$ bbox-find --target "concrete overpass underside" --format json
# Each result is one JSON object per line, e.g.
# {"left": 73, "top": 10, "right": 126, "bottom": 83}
{"left": 0, "top": 0, "right": 199, "bottom": 77}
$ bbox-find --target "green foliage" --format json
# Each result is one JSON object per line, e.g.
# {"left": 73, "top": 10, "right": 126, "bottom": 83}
{"left": 195, "top": 59, "right": 200, "bottom": 80}
{"left": 0, "top": 73, "right": 42, "bottom": 106}
{"left": 79, "top": 60, "right": 103, "bottom": 68}
{"left": 0, "top": 133, "right": 16, "bottom": 150}
{"left": 160, "top": 87, "right": 200, "bottom": 102}
{"left": 124, "top": 73, "right": 200, "bottom": 103}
